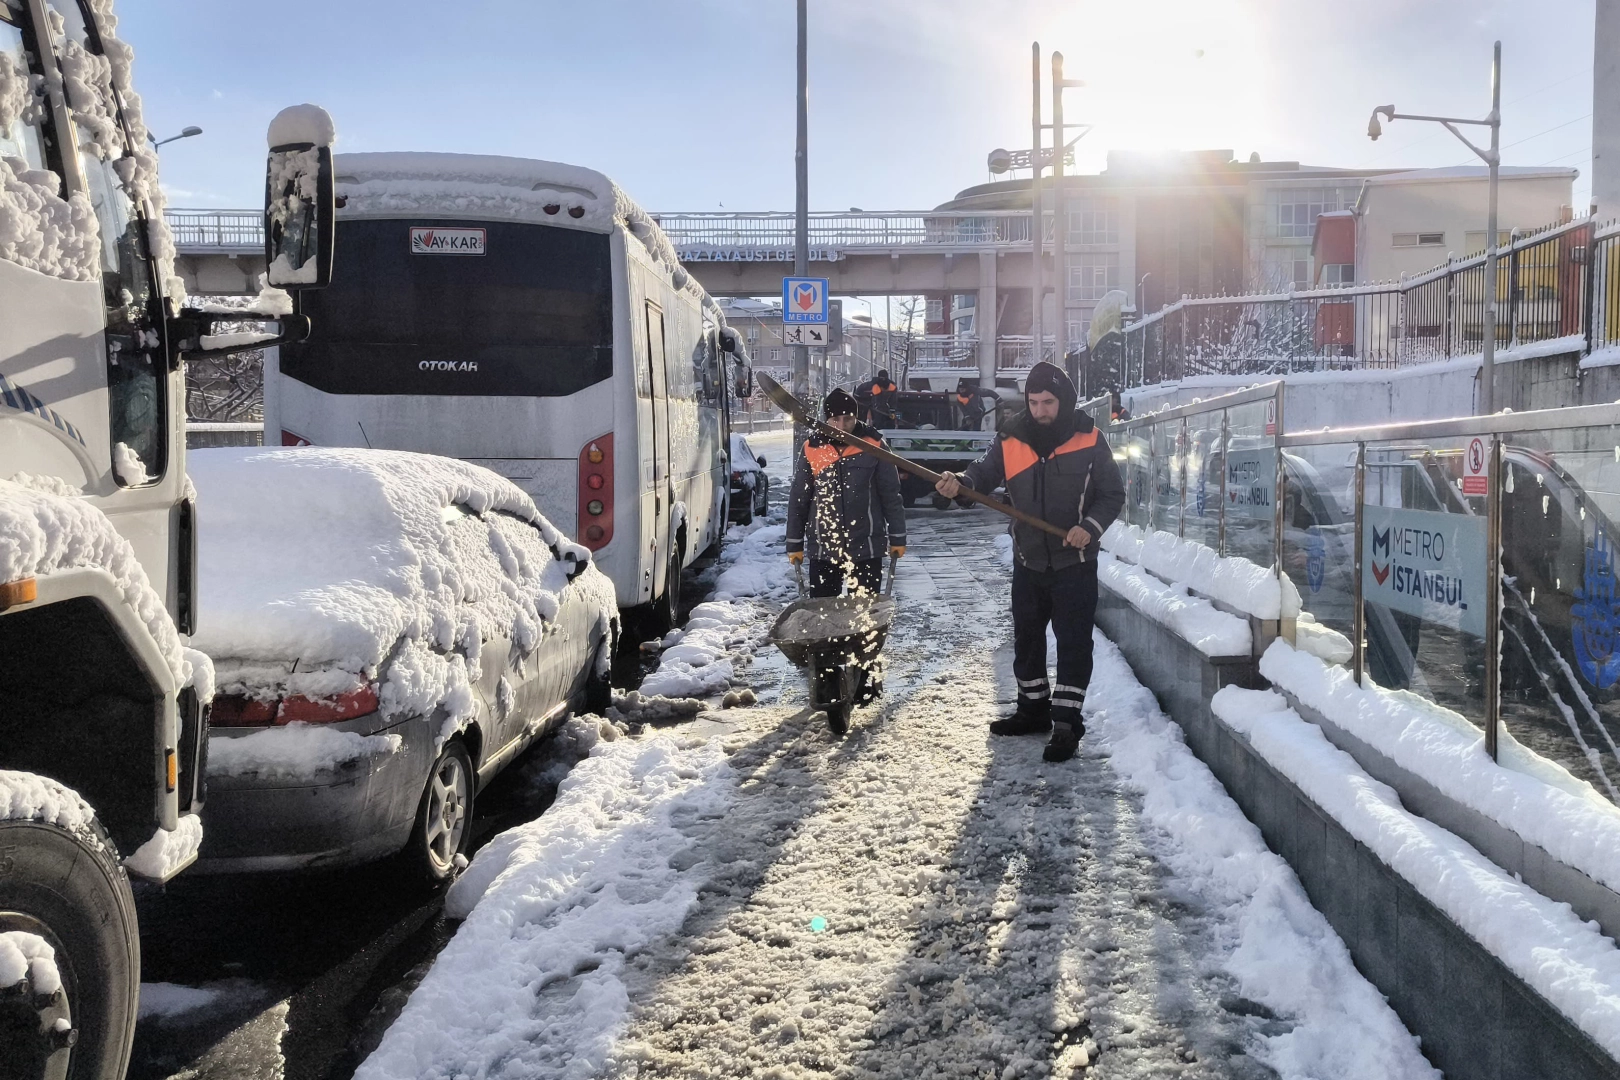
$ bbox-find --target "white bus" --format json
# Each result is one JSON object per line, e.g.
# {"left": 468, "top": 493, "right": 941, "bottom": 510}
{"left": 265, "top": 153, "right": 751, "bottom": 625}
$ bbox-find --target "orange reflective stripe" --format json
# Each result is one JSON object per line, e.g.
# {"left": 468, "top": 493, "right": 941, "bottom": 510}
{"left": 805, "top": 442, "right": 840, "bottom": 474}
{"left": 1051, "top": 429, "right": 1099, "bottom": 456}
{"left": 1003, "top": 437, "right": 1038, "bottom": 480}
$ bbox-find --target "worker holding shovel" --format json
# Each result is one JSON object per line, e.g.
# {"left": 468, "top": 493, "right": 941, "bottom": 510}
{"left": 934, "top": 362, "right": 1125, "bottom": 762}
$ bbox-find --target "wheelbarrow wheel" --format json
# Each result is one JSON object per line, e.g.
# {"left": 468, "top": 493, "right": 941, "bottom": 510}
{"left": 825, "top": 701, "right": 850, "bottom": 735}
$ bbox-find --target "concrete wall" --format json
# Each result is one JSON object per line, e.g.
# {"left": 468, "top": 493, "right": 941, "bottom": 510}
{"left": 1096, "top": 589, "right": 1620, "bottom": 1080}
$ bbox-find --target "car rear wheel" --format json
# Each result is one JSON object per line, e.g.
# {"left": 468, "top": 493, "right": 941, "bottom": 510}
{"left": 409, "top": 742, "right": 473, "bottom": 882}
{"left": 0, "top": 810, "right": 138, "bottom": 1080}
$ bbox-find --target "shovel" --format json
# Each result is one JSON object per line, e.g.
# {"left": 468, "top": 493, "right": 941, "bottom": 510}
{"left": 756, "top": 372, "right": 1072, "bottom": 543}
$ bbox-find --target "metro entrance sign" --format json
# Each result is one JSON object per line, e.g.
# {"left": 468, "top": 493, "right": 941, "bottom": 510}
{"left": 782, "top": 276, "right": 830, "bottom": 324}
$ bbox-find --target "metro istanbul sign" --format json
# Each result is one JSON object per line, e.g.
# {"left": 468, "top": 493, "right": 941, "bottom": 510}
{"left": 782, "top": 277, "right": 830, "bottom": 324}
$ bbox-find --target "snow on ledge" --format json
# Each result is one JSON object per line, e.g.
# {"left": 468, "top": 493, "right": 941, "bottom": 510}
{"left": 123, "top": 813, "right": 202, "bottom": 880}
{"left": 1213, "top": 684, "right": 1620, "bottom": 1060}
{"left": 1259, "top": 640, "right": 1620, "bottom": 896}
{"left": 1102, "top": 522, "right": 1299, "bottom": 621}
{"left": 1098, "top": 552, "right": 1251, "bottom": 657}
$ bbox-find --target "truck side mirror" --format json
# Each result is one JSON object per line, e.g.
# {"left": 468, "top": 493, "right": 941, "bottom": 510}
{"left": 264, "top": 105, "right": 336, "bottom": 290}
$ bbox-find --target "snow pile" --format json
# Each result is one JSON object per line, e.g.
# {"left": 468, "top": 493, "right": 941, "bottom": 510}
{"left": 0, "top": 770, "right": 95, "bottom": 832}
{"left": 190, "top": 448, "right": 613, "bottom": 750}
{"left": 355, "top": 730, "right": 734, "bottom": 1080}
{"left": 607, "top": 691, "right": 704, "bottom": 725}
{"left": 0, "top": 41, "right": 98, "bottom": 280}
{"left": 1103, "top": 521, "right": 1300, "bottom": 620}
{"left": 712, "top": 523, "right": 796, "bottom": 601}
{"left": 1213, "top": 684, "right": 1620, "bottom": 1061}
{"left": 992, "top": 531, "right": 1014, "bottom": 567}
{"left": 1294, "top": 611, "right": 1353, "bottom": 665}
{"left": 0, "top": 931, "right": 59, "bottom": 995}
{"left": 1098, "top": 551, "right": 1252, "bottom": 656}
{"left": 0, "top": 478, "right": 189, "bottom": 686}
{"left": 335, "top": 152, "right": 613, "bottom": 232}
{"left": 137, "top": 982, "right": 229, "bottom": 1021}
{"left": 1261, "top": 640, "right": 1620, "bottom": 894}
{"left": 267, "top": 103, "right": 335, "bottom": 148}
{"left": 123, "top": 812, "right": 202, "bottom": 879}
{"left": 111, "top": 442, "right": 149, "bottom": 486}
{"left": 1092, "top": 639, "right": 1436, "bottom": 1078}
{"left": 209, "top": 725, "right": 404, "bottom": 781}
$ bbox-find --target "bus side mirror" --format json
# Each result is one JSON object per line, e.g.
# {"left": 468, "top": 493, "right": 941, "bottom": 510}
{"left": 264, "top": 105, "right": 336, "bottom": 290}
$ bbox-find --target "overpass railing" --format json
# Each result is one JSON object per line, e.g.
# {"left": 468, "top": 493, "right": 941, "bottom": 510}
{"left": 165, "top": 209, "right": 264, "bottom": 252}
{"left": 653, "top": 211, "right": 1042, "bottom": 251}
{"left": 1119, "top": 217, "right": 1620, "bottom": 384}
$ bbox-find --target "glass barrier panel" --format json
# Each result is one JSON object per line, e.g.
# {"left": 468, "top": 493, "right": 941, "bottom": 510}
{"left": 1281, "top": 442, "right": 1359, "bottom": 660}
{"left": 1119, "top": 426, "right": 1152, "bottom": 527}
{"left": 1498, "top": 423, "right": 1620, "bottom": 804}
{"left": 1223, "top": 398, "right": 1277, "bottom": 569}
{"left": 1151, "top": 420, "right": 1182, "bottom": 536}
{"left": 1182, "top": 411, "right": 1223, "bottom": 551}
{"left": 1361, "top": 437, "right": 1489, "bottom": 728}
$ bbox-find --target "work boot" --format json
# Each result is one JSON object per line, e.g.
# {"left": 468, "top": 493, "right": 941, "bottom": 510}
{"left": 989, "top": 703, "right": 1052, "bottom": 736}
{"left": 1043, "top": 720, "right": 1084, "bottom": 762}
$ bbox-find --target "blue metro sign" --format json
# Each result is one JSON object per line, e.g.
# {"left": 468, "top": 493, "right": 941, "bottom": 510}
{"left": 782, "top": 277, "right": 830, "bottom": 324}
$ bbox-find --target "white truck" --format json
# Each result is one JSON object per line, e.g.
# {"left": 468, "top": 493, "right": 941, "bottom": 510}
{"left": 0, "top": 2, "right": 333, "bottom": 1075}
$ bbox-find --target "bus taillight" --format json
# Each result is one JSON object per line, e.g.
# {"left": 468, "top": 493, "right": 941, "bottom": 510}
{"left": 578, "top": 434, "right": 614, "bottom": 550}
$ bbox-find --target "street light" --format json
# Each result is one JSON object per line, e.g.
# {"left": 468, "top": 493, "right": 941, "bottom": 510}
{"left": 1367, "top": 40, "right": 1502, "bottom": 414}
{"left": 1136, "top": 271, "right": 1152, "bottom": 315}
{"left": 147, "top": 125, "right": 202, "bottom": 148}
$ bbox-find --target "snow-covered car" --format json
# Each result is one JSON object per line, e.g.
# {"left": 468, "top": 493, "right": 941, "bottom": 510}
{"left": 729, "top": 433, "right": 770, "bottom": 523}
{"left": 187, "top": 448, "right": 617, "bottom": 878}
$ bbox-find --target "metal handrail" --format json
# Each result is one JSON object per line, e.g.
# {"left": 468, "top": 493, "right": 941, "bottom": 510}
{"left": 1107, "top": 382, "right": 1283, "bottom": 432}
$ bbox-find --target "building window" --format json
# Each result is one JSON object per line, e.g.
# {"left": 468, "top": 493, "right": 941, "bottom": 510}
{"left": 1393, "top": 232, "right": 1446, "bottom": 248}
{"left": 1068, "top": 198, "right": 1120, "bottom": 245}
{"left": 1320, "top": 263, "right": 1355, "bottom": 286}
{"left": 769, "top": 348, "right": 781, "bottom": 362}
{"left": 746, "top": 327, "right": 759, "bottom": 343}
{"left": 1292, "top": 259, "right": 1311, "bottom": 288}
{"left": 926, "top": 298, "right": 943, "bottom": 322}
{"left": 1464, "top": 230, "right": 1513, "bottom": 252}
{"left": 1068, "top": 319, "right": 1091, "bottom": 346}
{"left": 1273, "top": 188, "right": 1350, "bottom": 238}
{"left": 1068, "top": 253, "right": 1120, "bottom": 302}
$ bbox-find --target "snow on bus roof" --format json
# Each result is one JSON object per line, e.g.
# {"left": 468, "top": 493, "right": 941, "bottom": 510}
{"left": 332, "top": 152, "right": 691, "bottom": 296}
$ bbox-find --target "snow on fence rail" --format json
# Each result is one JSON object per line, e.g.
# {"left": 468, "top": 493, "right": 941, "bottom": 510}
{"left": 1116, "top": 215, "right": 1620, "bottom": 384}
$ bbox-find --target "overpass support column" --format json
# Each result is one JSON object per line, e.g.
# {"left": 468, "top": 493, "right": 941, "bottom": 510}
{"left": 978, "top": 251, "right": 998, "bottom": 386}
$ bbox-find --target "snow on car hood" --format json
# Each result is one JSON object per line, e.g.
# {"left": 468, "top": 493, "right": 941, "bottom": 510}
{"left": 189, "top": 448, "right": 611, "bottom": 724}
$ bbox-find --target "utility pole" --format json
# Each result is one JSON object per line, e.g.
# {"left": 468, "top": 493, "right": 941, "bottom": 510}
{"left": 1052, "top": 51, "right": 1067, "bottom": 369}
{"left": 1366, "top": 41, "right": 1501, "bottom": 414}
{"left": 793, "top": 0, "right": 810, "bottom": 400}
{"left": 1030, "top": 42, "right": 1044, "bottom": 368}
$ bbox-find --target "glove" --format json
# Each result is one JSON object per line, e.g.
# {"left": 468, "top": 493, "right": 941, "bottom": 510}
{"left": 788, "top": 551, "right": 804, "bottom": 566}
{"left": 889, "top": 546, "right": 906, "bottom": 558}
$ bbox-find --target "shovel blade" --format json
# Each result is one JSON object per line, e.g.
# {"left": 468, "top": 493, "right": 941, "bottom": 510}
{"left": 755, "top": 371, "right": 812, "bottom": 425}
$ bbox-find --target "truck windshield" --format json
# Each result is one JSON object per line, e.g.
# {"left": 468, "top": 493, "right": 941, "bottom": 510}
{"left": 284, "top": 219, "right": 613, "bottom": 398}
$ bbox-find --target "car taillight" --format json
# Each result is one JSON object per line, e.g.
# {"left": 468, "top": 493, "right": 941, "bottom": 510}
{"left": 277, "top": 685, "right": 380, "bottom": 724}
{"left": 578, "top": 433, "right": 614, "bottom": 550}
{"left": 210, "top": 694, "right": 278, "bottom": 727}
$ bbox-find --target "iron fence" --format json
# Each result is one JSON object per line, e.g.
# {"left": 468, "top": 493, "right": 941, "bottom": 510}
{"left": 1121, "top": 217, "right": 1618, "bottom": 383}
{"left": 653, "top": 210, "right": 1046, "bottom": 251}
{"left": 164, "top": 209, "right": 264, "bottom": 252}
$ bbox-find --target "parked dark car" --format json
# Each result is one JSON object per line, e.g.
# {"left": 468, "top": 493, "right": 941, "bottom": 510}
{"left": 730, "top": 433, "right": 770, "bottom": 523}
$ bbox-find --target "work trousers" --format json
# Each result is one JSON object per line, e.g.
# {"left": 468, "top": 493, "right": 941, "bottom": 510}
{"left": 810, "top": 557, "right": 883, "bottom": 598}
{"left": 1011, "top": 560, "right": 1099, "bottom": 730}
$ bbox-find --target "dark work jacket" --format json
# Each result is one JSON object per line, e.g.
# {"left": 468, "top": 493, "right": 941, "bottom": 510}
{"left": 855, "top": 378, "right": 900, "bottom": 427}
{"left": 960, "top": 409, "right": 1125, "bottom": 571}
{"left": 786, "top": 422, "right": 907, "bottom": 563}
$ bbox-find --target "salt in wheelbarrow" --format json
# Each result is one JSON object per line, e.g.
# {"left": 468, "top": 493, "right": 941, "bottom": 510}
{"left": 769, "top": 554, "right": 898, "bottom": 735}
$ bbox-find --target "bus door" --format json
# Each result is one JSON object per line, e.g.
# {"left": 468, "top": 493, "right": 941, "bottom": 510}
{"left": 644, "top": 301, "right": 672, "bottom": 599}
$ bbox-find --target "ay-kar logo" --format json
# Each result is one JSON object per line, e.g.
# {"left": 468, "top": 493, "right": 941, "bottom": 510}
{"left": 1574, "top": 529, "right": 1620, "bottom": 689}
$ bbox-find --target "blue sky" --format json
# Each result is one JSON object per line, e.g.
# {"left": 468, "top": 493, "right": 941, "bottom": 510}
{"left": 120, "top": 0, "right": 1599, "bottom": 214}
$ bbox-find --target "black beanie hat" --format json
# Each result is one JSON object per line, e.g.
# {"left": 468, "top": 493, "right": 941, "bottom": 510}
{"left": 956, "top": 377, "right": 974, "bottom": 394}
{"left": 876, "top": 369, "right": 891, "bottom": 383}
{"left": 1024, "top": 361, "right": 1076, "bottom": 412}
{"left": 823, "top": 387, "right": 859, "bottom": 418}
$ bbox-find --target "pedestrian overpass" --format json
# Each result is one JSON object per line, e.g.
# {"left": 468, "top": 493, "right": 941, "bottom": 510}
{"left": 164, "top": 208, "right": 1058, "bottom": 385}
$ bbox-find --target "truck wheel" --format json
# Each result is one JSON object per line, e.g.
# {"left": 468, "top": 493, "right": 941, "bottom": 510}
{"left": 0, "top": 811, "right": 139, "bottom": 1080}
{"left": 584, "top": 630, "right": 615, "bottom": 714}
{"left": 409, "top": 742, "right": 473, "bottom": 882}
{"left": 653, "top": 539, "right": 685, "bottom": 634}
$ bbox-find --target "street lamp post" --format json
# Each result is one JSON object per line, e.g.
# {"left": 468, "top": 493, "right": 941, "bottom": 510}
{"left": 855, "top": 298, "right": 876, "bottom": 380}
{"left": 793, "top": 0, "right": 810, "bottom": 401}
{"left": 148, "top": 125, "right": 202, "bottom": 148}
{"left": 1368, "top": 40, "right": 1502, "bottom": 414}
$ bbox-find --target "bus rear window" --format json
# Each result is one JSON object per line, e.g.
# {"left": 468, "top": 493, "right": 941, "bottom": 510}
{"left": 283, "top": 219, "right": 613, "bottom": 397}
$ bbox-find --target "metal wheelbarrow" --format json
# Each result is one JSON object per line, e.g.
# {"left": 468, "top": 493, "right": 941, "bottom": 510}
{"left": 768, "top": 554, "right": 898, "bottom": 734}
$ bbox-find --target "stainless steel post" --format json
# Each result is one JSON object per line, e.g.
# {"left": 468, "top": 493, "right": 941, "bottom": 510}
{"left": 1353, "top": 441, "right": 1366, "bottom": 686}
{"left": 1177, "top": 417, "right": 1188, "bottom": 538}
{"left": 1218, "top": 409, "right": 1229, "bottom": 555}
{"left": 1485, "top": 434, "right": 1502, "bottom": 759}
{"left": 793, "top": 0, "right": 810, "bottom": 400}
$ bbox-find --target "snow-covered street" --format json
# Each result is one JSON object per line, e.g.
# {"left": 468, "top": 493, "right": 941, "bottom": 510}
{"left": 360, "top": 481, "right": 1433, "bottom": 1080}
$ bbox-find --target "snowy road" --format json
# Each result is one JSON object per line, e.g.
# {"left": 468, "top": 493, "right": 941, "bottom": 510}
{"left": 362, "top": 487, "right": 1431, "bottom": 1080}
